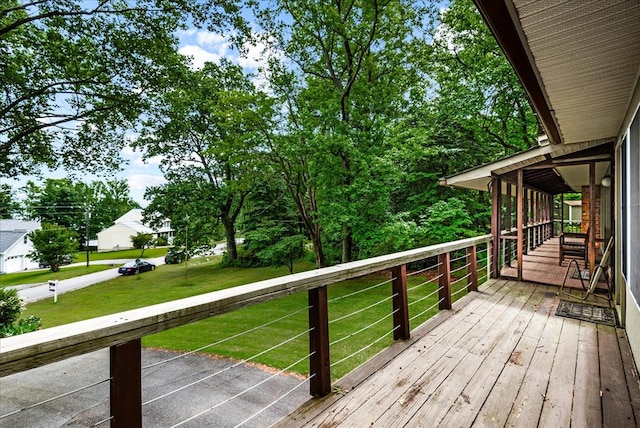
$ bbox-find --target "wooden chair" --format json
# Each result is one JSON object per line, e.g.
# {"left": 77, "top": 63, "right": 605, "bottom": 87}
{"left": 559, "top": 227, "right": 590, "bottom": 268}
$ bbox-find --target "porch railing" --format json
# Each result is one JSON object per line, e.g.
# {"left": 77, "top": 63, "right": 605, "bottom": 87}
{"left": 0, "top": 234, "right": 492, "bottom": 427}
{"left": 498, "top": 220, "right": 553, "bottom": 269}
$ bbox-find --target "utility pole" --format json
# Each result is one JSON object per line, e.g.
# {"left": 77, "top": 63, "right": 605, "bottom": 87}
{"left": 86, "top": 206, "right": 91, "bottom": 267}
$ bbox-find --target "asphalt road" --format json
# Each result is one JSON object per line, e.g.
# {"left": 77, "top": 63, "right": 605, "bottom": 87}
{"left": 0, "top": 348, "right": 309, "bottom": 427}
{"left": 15, "top": 256, "right": 166, "bottom": 303}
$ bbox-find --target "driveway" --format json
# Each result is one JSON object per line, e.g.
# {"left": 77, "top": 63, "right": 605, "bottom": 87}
{"left": 0, "top": 348, "right": 309, "bottom": 427}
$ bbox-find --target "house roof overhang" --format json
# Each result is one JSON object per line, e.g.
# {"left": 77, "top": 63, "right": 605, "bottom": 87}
{"left": 473, "top": 0, "right": 640, "bottom": 147}
{"left": 441, "top": 139, "right": 613, "bottom": 194}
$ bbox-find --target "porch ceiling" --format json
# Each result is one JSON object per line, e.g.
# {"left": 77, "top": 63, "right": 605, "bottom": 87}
{"left": 475, "top": 0, "right": 640, "bottom": 145}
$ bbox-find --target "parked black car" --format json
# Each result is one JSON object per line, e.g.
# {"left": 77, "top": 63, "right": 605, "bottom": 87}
{"left": 39, "top": 255, "right": 73, "bottom": 268}
{"left": 118, "top": 260, "right": 156, "bottom": 275}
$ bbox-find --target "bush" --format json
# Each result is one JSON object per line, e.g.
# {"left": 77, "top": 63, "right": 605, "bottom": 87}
{"left": 156, "top": 236, "right": 168, "bottom": 247}
{"left": 0, "top": 288, "right": 23, "bottom": 327}
{"left": 0, "top": 315, "right": 41, "bottom": 337}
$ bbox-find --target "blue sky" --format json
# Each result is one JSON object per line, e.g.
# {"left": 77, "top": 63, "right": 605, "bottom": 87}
{"left": 8, "top": 26, "right": 272, "bottom": 207}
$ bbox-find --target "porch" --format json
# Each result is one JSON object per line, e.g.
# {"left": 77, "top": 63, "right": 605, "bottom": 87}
{"left": 277, "top": 279, "right": 640, "bottom": 427}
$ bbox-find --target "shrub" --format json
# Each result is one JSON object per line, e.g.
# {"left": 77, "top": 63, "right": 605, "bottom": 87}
{"left": 0, "top": 316, "right": 41, "bottom": 337}
{"left": 0, "top": 288, "right": 23, "bottom": 327}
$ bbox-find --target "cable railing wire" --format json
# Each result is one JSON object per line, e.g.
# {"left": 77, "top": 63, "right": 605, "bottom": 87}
{"left": 409, "top": 298, "right": 445, "bottom": 322}
{"left": 0, "top": 377, "right": 111, "bottom": 419}
{"left": 328, "top": 277, "right": 395, "bottom": 303}
{"left": 407, "top": 273, "right": 443, "bottom": 292}
{"left": 407, "top": 285, "right": 443, "bottom": 307}
{"left": 143, "top": 328, "right": 312, "bottom": 406}
{"left": 331, "top": 324, "right": 401, "bottom": 368}
{"left": 329, "top": 293, "right": 397, "bottom": 325}
{"left": 233, "top": 374, "right": 314, "bottom": 428}
{"left": 450, "top": 262, "right": 471, "bottom": 275}
{"left": 450, "top": 252, "right": 469, "bottom": 263}
{"left": 330, "top": 308, "right": 399, "bottom": 347}
{"left": 406, "top": 261, "right": 442, "bottom": 277}
{"left": 143, "top": 305, "right": 311, "bottom": 371}
{"left": 90, "top": 416, "right": 113, "bottom": 427}
{"left": 170, "top": 352, "right": 314, "bottom": 428}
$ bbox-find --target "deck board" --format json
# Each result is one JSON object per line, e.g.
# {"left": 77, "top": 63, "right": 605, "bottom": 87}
{"left": 275, "top": 279, "right": 640, "bottom": 428}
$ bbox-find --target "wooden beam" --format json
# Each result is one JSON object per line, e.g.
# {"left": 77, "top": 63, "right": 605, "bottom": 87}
{"left": 491, "top": 176, "right": 502, "bottom": 278}
{"left": 438, "top": 252, "right": 452, "bottom": 310}
{"left": 505, "top": 183, "right": 512, "bottom": 267}
{"left": 517, "top": 170, "right": 524, "bottom": 281}
{"left": 589, "top": 162, "right": 596, "bottom": 276}
{"left": 391, "top": 265, "right": 410, "bottom": 340}
{"left": 467, "top": 246, "right": 478, "bottom": 293}
{"left": 110, "top": 339, "right": 141, "bottom": 428}
{"left": 309, "top": 286, "right": 331, "bottom": 397}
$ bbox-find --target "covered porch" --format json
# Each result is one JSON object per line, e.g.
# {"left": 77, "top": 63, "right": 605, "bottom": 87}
{"left": 277, "top": 278, "right": 640, "bottom": 427}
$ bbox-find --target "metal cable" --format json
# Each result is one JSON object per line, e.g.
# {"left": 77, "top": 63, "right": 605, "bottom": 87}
{"left": 331, "top": 325, "right": 400, "bottom": 367}
{"left": 233, "top": 374, "right": 314, "bottom": 428}
{"left": 407, "top": 286, "right": 443, "bottom": 307}
{"left": 329, "top": 293, "right": 397, "bottom": 324}
{"left": 0, "top": 378, "right": 111, "bottom": 419}
{"left": 407, "top": 273, "right": 443, "bottom": 292}
{"left": 409, "top": 298, "right": 445, "bottom": 322}
{"left": 143, "top": 328, "right": 312, "bottom": 406}
{"left": 170, "top": 352, "right": 313, "bottom": 428}
{"left": 330, "top": 309, "right": 399, "bottom": 347}
{"left": 328, "top": 277, "right": 395, "bottom": 303}
{"left": 406, "top": 261, "right": 442, "bottom": 277}
{"left": 143, "top": 305, "right": 311, "bottom": 371}
{"left": 451, "top": 272, "right": 472, "bottom": 285}
{"left": 450, "top": 262, "right": 471, "bottom": 275}
{"left": 90, "top": 416, "right": 113, "bottom": 427}
{"left": 449, "top": 253, "right": 468, "bottom": 263}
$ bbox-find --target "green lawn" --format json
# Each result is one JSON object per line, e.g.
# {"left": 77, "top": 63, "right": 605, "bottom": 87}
{"left": 23, "top": 258, "right": 476, "bottom": 379}
{"left": 76, "top": 247, "right": 168, "bottom": 262}
{"left": 0, "top": 265, "right": 114, "bottom": 288}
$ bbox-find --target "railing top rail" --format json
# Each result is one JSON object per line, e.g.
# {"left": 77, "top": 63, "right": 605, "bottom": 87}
{"left": 0, "top": 234, "right": 491, "bottom": 377}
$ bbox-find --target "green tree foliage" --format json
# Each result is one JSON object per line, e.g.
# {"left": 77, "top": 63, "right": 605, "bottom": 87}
{"left": 422, "top": 198, "right": 473, "bottom": 245}
{"left": 0, "top": 184, "right": 21, "bottom": 218}
{"left": 131, "top": 232, "right": 154, "bottom": 257}
{"left": 139, "top": 60, "right": 268, "bottom": 261}
{"left": 0, "top": 288, "right": 41, "bottom": 337}
{"left": 28, "top": 223, "right": 78, "bottom": 272}
{"left": 255, "top": 0, "right": 433, "bottom": 264}
{"left": 0, "top": 0, "right": 248, "bottom": 177}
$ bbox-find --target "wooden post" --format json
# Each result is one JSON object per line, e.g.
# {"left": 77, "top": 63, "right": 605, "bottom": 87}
{"left": 491, "top": 176, "right": 502, "bottom": 278}
{"left": 467, "top": 246, "right": 478, "bottom": 292}
{"left": 309, "top": 287, "right": 331, "bottom": 397}
{"left": 517, "top": 170, "right": 524, "bottom": 282}
{"left": 110, "top": 339, "right": 142, "bottom": 428}
{"left": 560, "top": 193, "right": 564, "bottom": 235}
{"left": 438, "top": 252, "right": 452, "bottom": 310}
{"left": 505, "top": 183, "right": 512, "bottom": 267}
{"left": 589, "top": 162, "right": 596, "bottom": 276}
{"left": 391, "top": 265, "right": 410, "bottom": 340}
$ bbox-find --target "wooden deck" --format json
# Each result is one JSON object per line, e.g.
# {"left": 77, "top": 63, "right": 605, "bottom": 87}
{"left": 276, "top": 279, "right": 640, "bottom": 427}
{"left": 500, "top": 237, "right": 609, "bottom": 290}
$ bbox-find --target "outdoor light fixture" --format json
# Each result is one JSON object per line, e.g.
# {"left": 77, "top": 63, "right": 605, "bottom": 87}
{"left": 601, "top": 175, "right": 612, "bottom": 187}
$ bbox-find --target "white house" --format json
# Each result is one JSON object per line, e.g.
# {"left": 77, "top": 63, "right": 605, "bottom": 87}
{"left": 0, "top": 220, "right": 41, "bottom": 273}
{"left": 96, "top": 209, "right": 173, "bottom": 252}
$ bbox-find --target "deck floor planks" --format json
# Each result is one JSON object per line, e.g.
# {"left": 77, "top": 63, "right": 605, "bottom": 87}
{"left": 302, "top": 280, "right": 510, "bottom": 427}
{"left": 437, "top": 283, "right": 548, "bottom": 428}
{"left": 473, "top": 286, "right": 558, "bottom": 427}
{"left": 571, "top": 320, "right": 602, "bottom": 428}
{"left": 538, "top": 316, "right": 580, "bottom": 427}
{"left": 324, "top": 280, "right": 527, "bottom": 427}
{"left": 276, "top": 279, "right": 640, "bottom": 428}
{"left": 599, "top": 324, "right": 637, "bottom": 427}
{"left": 616, "top": 328, "right": 640, "bottom": 425}
{"left": 402, "top": 281, "right": 543, "bottom": 427}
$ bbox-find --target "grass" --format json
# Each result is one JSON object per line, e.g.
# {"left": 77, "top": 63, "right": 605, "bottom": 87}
{"left": 0, "top": 265, "right": 114, "bottom": 288}
{"left": 76, "top": 247, "right": 168, "bottom": 262}
{"left": 22, "top": 256, "right": 483, "bottom": 379}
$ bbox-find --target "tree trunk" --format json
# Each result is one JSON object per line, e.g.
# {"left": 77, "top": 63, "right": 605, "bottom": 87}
{"left": 222, "top": 218, "right": 238, "bottom": 261}
{"left": 312, "top": 233, "right": 325, "bottom": 268}
{"left": 341, "top": 225, "right": 353, "bottom": 263}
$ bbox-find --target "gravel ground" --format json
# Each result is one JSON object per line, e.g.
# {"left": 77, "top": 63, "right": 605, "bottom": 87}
{"left": 0, "top": 348, "right": 309, "bottom": 428}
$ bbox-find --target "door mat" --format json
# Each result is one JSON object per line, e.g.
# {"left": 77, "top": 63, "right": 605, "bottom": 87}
{"left": 556, "top": 300, "right": 617, "bottom": 326}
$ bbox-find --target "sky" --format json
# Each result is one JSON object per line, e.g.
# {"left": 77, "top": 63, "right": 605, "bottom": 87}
{"left": 8, "top": 25, "right": 272, "bottom": 207}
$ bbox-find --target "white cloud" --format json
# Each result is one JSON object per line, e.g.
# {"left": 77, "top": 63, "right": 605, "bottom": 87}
{"left": 178, "top": 44, "right": 222, "bottom": 69}
{"left": 197, "top": 31, "right": 228, "bottom": 49}
{"left": 129, "top": 174, "right": 166, "bottom": 190}
{"left": 134, "top": 155, "right": 163, "bottom": 167}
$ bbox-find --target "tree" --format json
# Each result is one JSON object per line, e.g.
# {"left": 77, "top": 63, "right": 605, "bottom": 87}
{"left": 131, "top": 232, "right": 154, "bottom": 257}
{"left": 28, "top": 223, "right": 78, "bottom": 272}
{"left": 255, "top": 0, "right": 433, "bottom": 264}
{"left": 138, "top": 60, "right": 268, "bottom": 262}
{"left": 0, "top": 184, "right": 21, "bottom": 218}
{"left": 1, "top": 0, "right": 249, "bottom": 177}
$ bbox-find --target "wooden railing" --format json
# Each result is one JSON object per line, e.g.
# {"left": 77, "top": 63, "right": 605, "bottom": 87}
{"left": 0, "top": 234, "right": 492, "bottom": 427}
{"left": 499, "top": 220, "right": 553, "bottom": 268}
